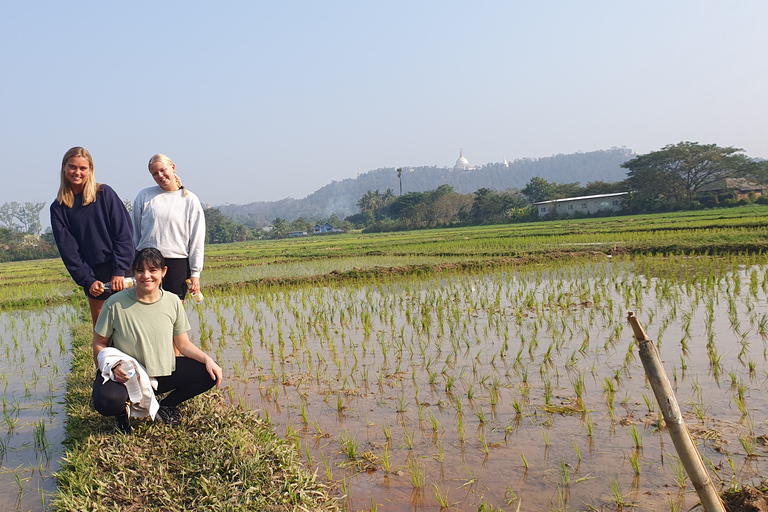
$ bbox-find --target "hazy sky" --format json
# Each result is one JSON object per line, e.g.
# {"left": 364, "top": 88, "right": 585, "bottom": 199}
{"left": 2, "top": 1, "right": 766, "bottom": 211}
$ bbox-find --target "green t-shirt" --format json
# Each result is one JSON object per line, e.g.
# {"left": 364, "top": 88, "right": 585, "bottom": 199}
{"left": 95, "top": 289, "right": 191, "bottom": 377}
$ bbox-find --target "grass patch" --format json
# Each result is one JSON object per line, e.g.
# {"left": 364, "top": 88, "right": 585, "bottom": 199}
{"left": 53, "top": 316, "right": 339, "bottom": 511}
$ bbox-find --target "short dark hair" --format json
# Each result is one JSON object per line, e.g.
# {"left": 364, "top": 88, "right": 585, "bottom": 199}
{"left": 132, "top": 248, "right": 165, "bottom": 272}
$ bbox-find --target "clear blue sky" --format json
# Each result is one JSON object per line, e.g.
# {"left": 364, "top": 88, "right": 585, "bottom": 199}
{"left": 2, "top": 1, "right": 766, "bottom": 211}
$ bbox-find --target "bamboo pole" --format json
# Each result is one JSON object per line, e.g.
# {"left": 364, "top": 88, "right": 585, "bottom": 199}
{"left": 626, "top": 311, "right": 725, "bottom": 512}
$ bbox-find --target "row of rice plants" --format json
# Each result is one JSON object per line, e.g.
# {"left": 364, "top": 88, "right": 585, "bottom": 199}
{"left": 203, "top": 255, "right": 489, "bottom": 285}
{"left": 0, "top": 259, "right": 74, "bottom": 306}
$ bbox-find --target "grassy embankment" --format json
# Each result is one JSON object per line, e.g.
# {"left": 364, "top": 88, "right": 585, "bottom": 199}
{"left": 52, "top": 315, "right": 340, "bottom": 511}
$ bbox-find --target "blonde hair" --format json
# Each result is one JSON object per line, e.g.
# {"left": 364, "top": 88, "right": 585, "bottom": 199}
{"left": 148, "top": 153, "right": 188, "bottom": 197}
{"left": 57, "top": 147, "right": 100, "bottom": 207}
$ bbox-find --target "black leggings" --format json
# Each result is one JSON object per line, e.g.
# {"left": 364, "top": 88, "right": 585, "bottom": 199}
{"left": 162, "top": 258, "right": 190, "bottom": 301}
{"left": 92, "top": 357, "right": 216, "bottom": 416}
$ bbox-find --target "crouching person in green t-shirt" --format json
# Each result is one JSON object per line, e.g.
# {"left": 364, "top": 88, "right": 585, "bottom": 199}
{"left": 92, "top": 247, "right": 222, "bottom": 434}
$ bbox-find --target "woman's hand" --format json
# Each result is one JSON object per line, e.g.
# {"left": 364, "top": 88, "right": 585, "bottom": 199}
{"left": 188, "top": 277, "right": 201, "bottom": 295}
{"left": 111, "top": 275, "right": 124, "bottom": 292}
{"left": 89, "top": 281, "right": 105, "bottom": 297}
{"left": 112, "top": 362, "right": 128, "bottom": 383}
{"left": 206, "top": 358, "right": 223, "bottom": 387}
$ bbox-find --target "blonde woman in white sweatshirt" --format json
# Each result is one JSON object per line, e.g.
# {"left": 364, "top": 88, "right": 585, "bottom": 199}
{"left": 132, "top": 154, "right": 206, "bottom": 300}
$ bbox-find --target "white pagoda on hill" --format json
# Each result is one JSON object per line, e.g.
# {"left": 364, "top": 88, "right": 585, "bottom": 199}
{"left": 453, "top": 149, "right": 475, "bottom": 171}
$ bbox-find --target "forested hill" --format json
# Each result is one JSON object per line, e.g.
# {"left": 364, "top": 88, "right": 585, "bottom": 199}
{"left": 218, "top": 147, "right": 634, "bottom": 226}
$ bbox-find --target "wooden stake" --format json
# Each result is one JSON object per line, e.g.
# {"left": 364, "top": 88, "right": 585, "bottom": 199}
{"left": 626, "top": 312, "right": 725, "bottom": 512}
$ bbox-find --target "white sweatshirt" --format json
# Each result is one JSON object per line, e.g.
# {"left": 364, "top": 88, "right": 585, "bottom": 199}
{"left": 132, "top": 186, "right": 206, "bottom": 277}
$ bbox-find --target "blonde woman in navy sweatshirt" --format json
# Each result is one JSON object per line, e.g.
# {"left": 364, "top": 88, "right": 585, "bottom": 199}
{"left": 50, "top": 147, "right": 135, "bottom": 324}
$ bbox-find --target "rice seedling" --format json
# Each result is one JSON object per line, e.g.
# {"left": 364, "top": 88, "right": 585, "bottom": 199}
{"left": 429, "top": 413, "right": 441, "bottom": 433}
{"left": 381, "top": 444, "right": 391, "bottom": 472}
{"left": 479, "top": 433, "right": 489, "bottom": 455}
{"left": 610, "top": 476, "right": 634, "bottom": 510}
{"left": 559, "top": 458, "right": 570, "bottom": 487}
{"left": 432, "top": 483, "right": 450, "bottom": 510}
{"left": 403, "top": 426, "right": 415, "bottom": 450}
{"left": 340, "top": 430, "right": 359, "bottom": 460}
{"left": 382, "top": 423, "right": 392, "bottom": 441}
{"left": 669, "top": 455, "right": 687, "bottom": 488}
{"left": 739, "top": 434, "right": 756, "bottom": 457}
{"left": 408, "top": 459, "right": 426, "bottom": 489}
{"left": 571, "top": 439, "right": 581, "bottom": 462}
{"left": 628, "top": 424, "right": 642, "bottom": 449}
{"left": 33, "top": 419, "right": 49, "bottom": 452}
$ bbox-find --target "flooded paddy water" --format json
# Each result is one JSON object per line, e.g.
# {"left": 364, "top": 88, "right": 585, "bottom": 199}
{"left": 0, "top": 305, "right": 77, "bottom": 511}
{"left": 192, "top": 254, "right": 768, "bottom": 511}
{"left": 2, "top": 253, "right": 767, "bottom": 511}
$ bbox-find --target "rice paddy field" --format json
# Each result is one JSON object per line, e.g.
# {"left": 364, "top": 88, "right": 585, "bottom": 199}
{"left": 2, "top": 205, "right": 768, "bottom": 511}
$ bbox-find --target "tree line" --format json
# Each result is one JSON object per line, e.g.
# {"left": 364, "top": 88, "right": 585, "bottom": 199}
{"left": 345, "top": 142, "right": 768, "bottom": 231}
{"left": 205, "top": 208, "right": 349, "bottom": 241}
{"left": 0, "top": 202, "right": 58, "bottom": 262}
{"left": 0, "top": 199, "right": 350, "bottom": 263}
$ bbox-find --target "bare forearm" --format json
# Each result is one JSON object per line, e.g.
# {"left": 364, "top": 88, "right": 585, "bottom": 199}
{"left": 177, "top": 340, "right": 212, "bottom": 364}
{"left": 92, "top": 333, "right": 110, "bottom": 367}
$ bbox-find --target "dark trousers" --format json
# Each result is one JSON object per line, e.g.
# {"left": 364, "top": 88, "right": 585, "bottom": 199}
{"left": 92, "top": 357, "right": 216, "bottom": 417}
{"left": 163, "top": 258, "right": 190, "bottom": 300}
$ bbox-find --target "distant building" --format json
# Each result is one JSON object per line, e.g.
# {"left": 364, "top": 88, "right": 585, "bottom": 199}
{"left": 313, "top": 223, "right": 344, "bottom": 234}
{"left": 453, "top": 149, "right": 476, "bottom": 171}
{"left": 534, "top": 192, "right": 627, "bottom": 217}
{"left": 697, "top": 178, "right": 763, "bottom": 200}
{"left": 287, "top": 231, "right": 307, "bottom": 237}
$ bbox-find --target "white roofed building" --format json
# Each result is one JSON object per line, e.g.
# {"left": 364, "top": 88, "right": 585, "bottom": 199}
{"left": 534, "top": 192, "right": 627, "bottom": 217}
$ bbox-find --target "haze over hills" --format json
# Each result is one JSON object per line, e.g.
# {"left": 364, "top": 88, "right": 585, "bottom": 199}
{"left": 218, "top": 147, "right": 634, "bottom": 227}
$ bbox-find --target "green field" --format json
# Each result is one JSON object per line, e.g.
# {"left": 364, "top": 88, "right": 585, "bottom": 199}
{"left": 2, "top": 205, "right": 768, "bottom": 511}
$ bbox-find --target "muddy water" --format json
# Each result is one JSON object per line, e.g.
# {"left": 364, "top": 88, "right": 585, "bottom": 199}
{"left": 0, "top": 306, "right": 77, "bottom": 511}
{"left": 190, "top": 258, "right": 768, "bottom": 511}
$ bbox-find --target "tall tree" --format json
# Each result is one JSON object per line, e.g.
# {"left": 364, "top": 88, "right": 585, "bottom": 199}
{"left": 469, "top": 188, "right": 514, "bottom": 224}
{"left": 0, "top": 201, "right": 45, "bottom": 234}
{"left": 20, "top": 202, "right": 44, "bottom": 235}
{"left": 357, "top": 190, "right": 384, "bottom": 213}
{"left": 271, "top": 217, "right": 289, "bottom": 238}
{"left": 382, "top": 188, "right": 397, "bottom": 205}
{"left": 0, "top": 202, "right": 20, "bottom": 231}
{"left": 623, "top": 142, "right": 755, "bottom": 205}
{"left": 521, "top": 177, "right": 556, "bottom": 203}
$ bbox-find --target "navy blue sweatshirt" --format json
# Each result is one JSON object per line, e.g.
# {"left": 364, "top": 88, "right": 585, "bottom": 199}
{"left": 50, "top": 184, "right": 135, "bottom": 292}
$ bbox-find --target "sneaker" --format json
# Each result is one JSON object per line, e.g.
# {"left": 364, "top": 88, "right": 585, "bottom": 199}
{"left": 114, "top": 412, "right": 133, "bottom": 434}
{"left": 157, "top": 405, "right": 180, "bottom": 426}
